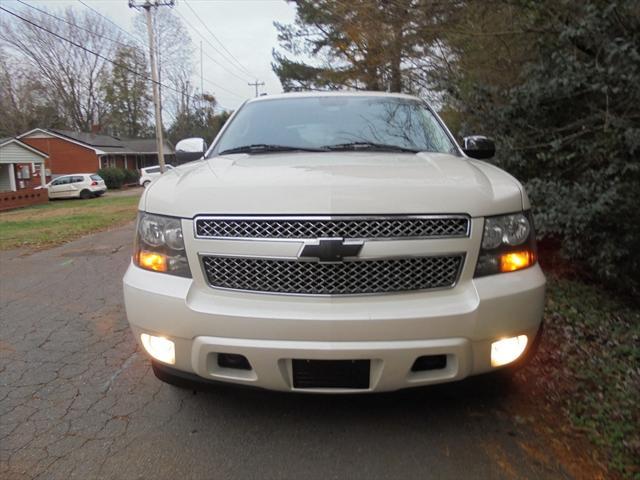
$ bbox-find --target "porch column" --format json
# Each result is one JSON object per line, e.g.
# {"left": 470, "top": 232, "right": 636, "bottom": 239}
{"left": 39, "top": 161, "right": 46, "bottom": 186}
{"left": 9, "top": 164, "right": 16, "bottom": 191}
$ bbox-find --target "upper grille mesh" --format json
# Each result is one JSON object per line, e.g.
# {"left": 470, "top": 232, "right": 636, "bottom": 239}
{"left": 201, "top": 255, "right": 463, "bottom": 295}
{"left": 195, "top": 216, "right": 469, "bottom": 239}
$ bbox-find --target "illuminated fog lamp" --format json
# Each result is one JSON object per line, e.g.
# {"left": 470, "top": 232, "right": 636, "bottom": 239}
{"left": 138, "top": 250, "right": 168, "bottom": 272}
{"left": 491, "top": 335, "right": 528, "bottom": 367}
{"left": 499, "top": 250, "right": 534, "bottom": 272}
{"left": 140, "top": 333, "right": 175, "bottom": 364}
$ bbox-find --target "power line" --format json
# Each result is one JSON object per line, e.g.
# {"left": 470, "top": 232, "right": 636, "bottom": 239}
{"left": 0, "top": 5, "right": 239, "bottom": 109}
{"left": 172, "top": 7, "right": 253, "bottom": 84}
{"left": 75, "top": 0, "right": 243, "bottom": 104}
{"left": 16, "top": 0, "right": 132, "bottom": 49}
{"left": 74, "top": 0, "right": 246, "bottom": 104}
{"left": 77, "top": 0, "right": 166, "bottom": 62}
{"left": 203, "top": 41, "right": 253, "bottom": 84}
{"left": 176, "top": 10, "right": 252, "bottom": 82}
{"left": 202, "top": 77, "right": 247, "bottom": 101}
{"left": 182, "top": 0, "right": 257, "bottom": 80}
{"left": 128, "top": 0, "right": 174, "bottom": 173}
{"left": 77, "top": 0, "right": 144, "bottom": 47}
{"left": 1, "top": 4, "right": 238, "bottom": 111}
{"left": 1, "top": 6, "right": 151, "bottom": 80}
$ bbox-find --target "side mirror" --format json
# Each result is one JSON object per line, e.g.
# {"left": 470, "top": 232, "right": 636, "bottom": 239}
{"left": 175, "top": 137, "right": 207, "bottom": 164}
{"left": 462, "top": 135, "right": 495, "bottom": 159}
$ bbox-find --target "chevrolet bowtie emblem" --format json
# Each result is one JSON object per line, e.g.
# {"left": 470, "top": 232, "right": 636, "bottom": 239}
{"left": 298, "top": 238, "right": 364, "bottom": 263}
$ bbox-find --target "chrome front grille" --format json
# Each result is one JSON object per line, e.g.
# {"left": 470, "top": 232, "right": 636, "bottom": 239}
{"left": 195, "top": 215, "right": 469, "bottom": 240}
{"left": 201, "top": 255, "right": 464, "bottom": 295}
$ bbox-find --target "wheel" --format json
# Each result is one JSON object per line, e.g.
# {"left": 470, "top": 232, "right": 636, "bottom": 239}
{"left": 143, "top": 180, "right": 151, "bottom": 188}
{"left": 79, "top": 189, "right": 92, "bottom": 199}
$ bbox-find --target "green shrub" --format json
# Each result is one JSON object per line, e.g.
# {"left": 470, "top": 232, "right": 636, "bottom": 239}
{"left": 96, "top": 167, "right": 126, "bottom": 189}
{"left": 122, "top": 168, "right": 140, "bottom": 185}
{"left": 441, "top": 0, "right": 640, "bottom": 297}
{"left": 96, "top": 167, "right": 140, "bottom": 188}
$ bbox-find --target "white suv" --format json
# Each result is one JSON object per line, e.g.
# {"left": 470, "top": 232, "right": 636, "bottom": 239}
{"left": 45, "top": 173, "right": 106, "bottom": 199}
{"left": 139, "top": 164, "right": 175, "bottom": 188}
{"left": 123, "top": 92, "right": 545, "bottom": 393}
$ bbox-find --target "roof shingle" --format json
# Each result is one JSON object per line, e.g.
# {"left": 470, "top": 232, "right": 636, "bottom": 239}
{"left": 47, "top": 129, "right": 174, "bottom": 154}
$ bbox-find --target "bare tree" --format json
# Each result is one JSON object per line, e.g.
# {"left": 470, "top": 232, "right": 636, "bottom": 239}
{"left": 0, "top": 48, "right": 66, "bottom": 136}
{"left": 0, "top": 6, "right": 126, "bottom": 132}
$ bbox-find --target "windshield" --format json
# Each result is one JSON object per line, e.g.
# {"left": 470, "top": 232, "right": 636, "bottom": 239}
{"left": 213, "top": 96, "right": 458, "bottom": 156}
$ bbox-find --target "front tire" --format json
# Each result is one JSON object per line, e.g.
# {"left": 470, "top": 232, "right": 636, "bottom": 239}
{"left": 143, "top": 180, "right": 150, "bottom": 188}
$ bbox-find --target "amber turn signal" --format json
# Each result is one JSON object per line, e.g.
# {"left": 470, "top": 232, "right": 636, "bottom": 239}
{"left": 137, "top": 250, "right": 168, "bottom": 272}
{"left": 499, "top": 250, "right": 535, "bottom": 273}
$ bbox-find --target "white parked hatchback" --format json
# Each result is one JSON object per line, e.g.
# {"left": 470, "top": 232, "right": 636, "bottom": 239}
{"left": 124, "top": 92, "right": 545, "bottom": 393}
{"left": 139, "top": 165, "right": 175, "bottom": 188}
{"left": 45, "top": 173, "right": 106, "bottom": 199}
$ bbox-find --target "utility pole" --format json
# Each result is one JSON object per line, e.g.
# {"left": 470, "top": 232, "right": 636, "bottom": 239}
{"left": 128, "top": 0, "right": 174, "bottom": 173}
{"left": 200, "top": 41, "right": 204, "bottom": 105}
{"left": 248, "top": 80, "right": 265, "bottom": 97}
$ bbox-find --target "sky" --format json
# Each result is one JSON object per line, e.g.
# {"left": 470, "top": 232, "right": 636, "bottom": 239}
{"left": 3, "top": 0, "right": 298, "bottom": 111}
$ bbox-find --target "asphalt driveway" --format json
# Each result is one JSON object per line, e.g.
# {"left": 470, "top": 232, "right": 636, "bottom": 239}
{"left": 1, "top": 223, "right": 573, "bottom": 480}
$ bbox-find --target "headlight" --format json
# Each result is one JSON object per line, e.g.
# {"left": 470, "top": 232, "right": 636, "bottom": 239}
{"left": 481, "top": 213, "right": 531, "bottom": 249}
{"left": 133, "top": 212, "right": 191, "bottom": 278}
{"left": 475, "top": 211, "right": 536, "bottom": 277}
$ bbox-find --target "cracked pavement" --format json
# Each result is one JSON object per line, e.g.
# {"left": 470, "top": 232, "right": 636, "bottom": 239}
{"left": 1, "top": 223, "right": 575, "bottom": 479}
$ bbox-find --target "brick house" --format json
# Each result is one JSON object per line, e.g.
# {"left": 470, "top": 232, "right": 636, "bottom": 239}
{"left": 18, "top": 128, "right": 175, "bottom": 179}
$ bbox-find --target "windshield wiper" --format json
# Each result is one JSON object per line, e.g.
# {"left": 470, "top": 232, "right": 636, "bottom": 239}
{"left": 322, "top": 142, "right": 420, "bottom": 153}
{"left": 219, "top": 144, "right": 328, "bottom": 155}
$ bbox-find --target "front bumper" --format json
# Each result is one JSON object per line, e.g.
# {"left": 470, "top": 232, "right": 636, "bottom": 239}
{"left": 123, "top": 262, "right": 545, "bottom": 393}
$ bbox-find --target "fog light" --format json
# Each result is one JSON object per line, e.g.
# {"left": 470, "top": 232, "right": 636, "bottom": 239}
{"left": 140, "top": 333, "right": 175, "bottom": 364}
{"left": 491, "top": 335, "right": 528, "bottom": 367}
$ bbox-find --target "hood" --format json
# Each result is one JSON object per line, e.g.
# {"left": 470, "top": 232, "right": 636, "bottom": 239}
{"left": 142, "top": 152, "right": 524, "bottom": 218}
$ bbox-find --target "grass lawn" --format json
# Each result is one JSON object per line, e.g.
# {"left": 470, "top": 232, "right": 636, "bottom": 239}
{"left": 0, "top": 194, "right": 140, "bottom": 250}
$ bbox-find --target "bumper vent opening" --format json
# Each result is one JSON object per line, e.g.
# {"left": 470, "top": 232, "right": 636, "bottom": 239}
{"left": 218, "top": 353, "right": 252, "bottom": 371}
{"left": 411, "top": 355, "right": 447, "bottom": 372}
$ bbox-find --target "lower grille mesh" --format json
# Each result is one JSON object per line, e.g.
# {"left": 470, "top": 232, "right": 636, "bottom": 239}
{"left": 201, "top": 255, "right": 463, "bottom": 295}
